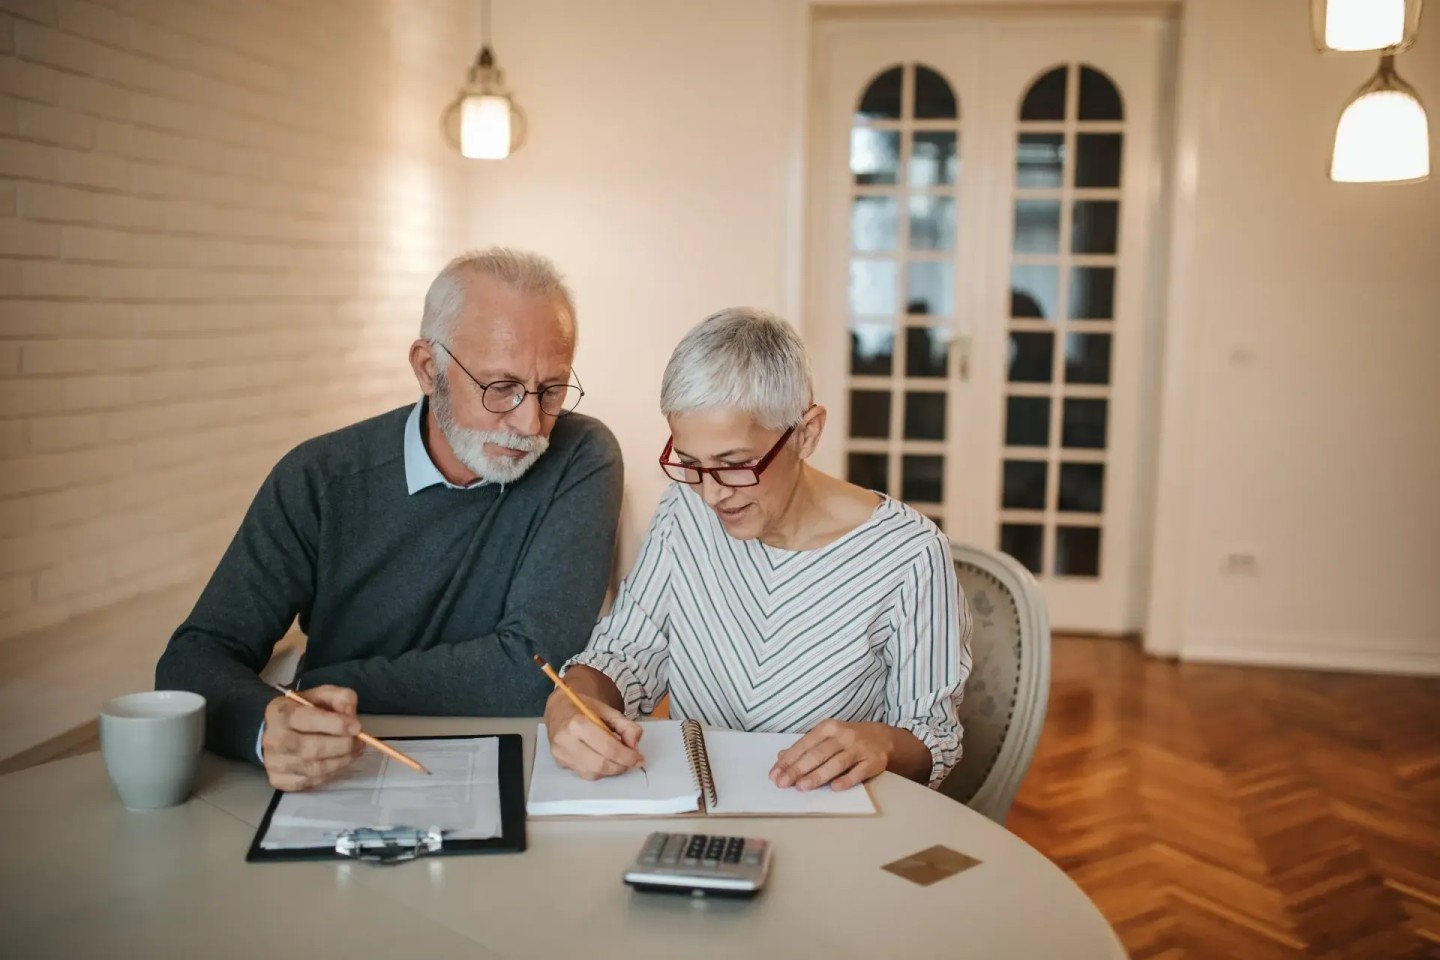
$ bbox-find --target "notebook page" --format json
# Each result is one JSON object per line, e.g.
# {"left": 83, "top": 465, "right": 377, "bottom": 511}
{"left": 526, "top": 720, "right": 700, "bottom": 817}
{"left": 260, "top": 738, "right": 501, "bottom": 849}
{"left": 704, "top": 730, "right": 877, "bottom": 816}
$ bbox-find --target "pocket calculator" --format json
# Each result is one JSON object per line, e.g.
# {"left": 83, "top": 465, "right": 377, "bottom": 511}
{"left": 622, "top": 832, "right": 772, "bottom": 898}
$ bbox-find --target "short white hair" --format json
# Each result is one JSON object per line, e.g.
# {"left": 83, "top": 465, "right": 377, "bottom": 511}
{"left": 660, "top": 308, "right": 812, "bottom": 431}
{"left": 419, "top": 248, "right": 576, "bottom": 372}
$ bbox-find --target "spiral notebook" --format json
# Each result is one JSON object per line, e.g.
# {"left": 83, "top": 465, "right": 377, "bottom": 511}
{"left": 528, "top": 719, "right": 876, "bottom": 818}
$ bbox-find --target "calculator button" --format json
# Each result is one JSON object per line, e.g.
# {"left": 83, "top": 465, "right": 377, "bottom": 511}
{"left": 640, "top": 833, "right": 667, "bottom": 864}
{"left": 660, "top": 835, "right": 686, "bottom": 866}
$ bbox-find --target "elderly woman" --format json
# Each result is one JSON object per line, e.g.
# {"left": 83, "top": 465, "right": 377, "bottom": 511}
{"left": 545, "top": 309, "right": 972, "bottom": 791}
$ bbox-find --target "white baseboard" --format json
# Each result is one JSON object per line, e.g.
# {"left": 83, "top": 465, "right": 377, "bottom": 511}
{"left": 1182, "top": 631, "right": 1440, "bottom": 677}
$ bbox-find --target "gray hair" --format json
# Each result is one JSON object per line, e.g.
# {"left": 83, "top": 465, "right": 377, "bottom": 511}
{"left": 419, "top": 247, "right": 577, "bottom": 372}
{"left": 660, "top": 308, "right": 812, "bottom": 431}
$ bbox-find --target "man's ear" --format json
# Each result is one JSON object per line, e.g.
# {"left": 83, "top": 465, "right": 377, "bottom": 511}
{"left": 796, "top": 405, "right": 827, "bottom": 460}
{"left": 410, "top": 339, "right": 440, "bottom": 397}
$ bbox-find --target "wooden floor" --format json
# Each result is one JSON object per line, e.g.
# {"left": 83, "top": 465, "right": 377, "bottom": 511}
{"left": 1010, "top": 636, "right": 1440, "bottom": 960}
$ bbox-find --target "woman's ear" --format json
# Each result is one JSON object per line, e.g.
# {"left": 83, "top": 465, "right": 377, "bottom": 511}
{"left": 796, "top": 405, "right": 827, "bottom": 459}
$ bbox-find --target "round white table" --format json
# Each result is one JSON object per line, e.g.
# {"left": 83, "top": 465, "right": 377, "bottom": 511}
{"left": 0, "top": 717, "right": 1125, "bottom": 959}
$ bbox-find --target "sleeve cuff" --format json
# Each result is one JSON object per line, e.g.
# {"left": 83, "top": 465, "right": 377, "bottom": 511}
{"left": 563, "top": 651, "right": 655, "bottom": 718}
{"left": 893, "top": 718, "right": 961, "bottom": 789}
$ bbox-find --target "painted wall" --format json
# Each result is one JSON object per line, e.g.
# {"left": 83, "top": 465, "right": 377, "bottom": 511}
{"left": 0, "top": 0, "right": 474, "bottom": 641}
{"left": 1148, "top": 0, "right": 1440, "bottom": 674}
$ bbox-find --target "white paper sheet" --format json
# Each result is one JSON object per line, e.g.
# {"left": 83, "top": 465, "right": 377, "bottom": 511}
{"left": 527, "top": 722, "right": 700, "bottom": 817}
{"left": 526, "top": 722, "right": 875, "bottom": 818}
{"left": 259, "top": 737, "right": 501, "bottom": 849}
{"left": 705, "top": 730, "right": 876, "bottom": 816}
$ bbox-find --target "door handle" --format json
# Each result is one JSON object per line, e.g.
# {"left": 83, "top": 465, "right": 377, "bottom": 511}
{"left": 955, "top": 333, "right": 973, "bottom": 382}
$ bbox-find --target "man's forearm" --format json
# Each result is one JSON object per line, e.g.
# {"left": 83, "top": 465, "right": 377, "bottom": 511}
{"left": 155, "top": 634, "right": 281, "bottom": 763}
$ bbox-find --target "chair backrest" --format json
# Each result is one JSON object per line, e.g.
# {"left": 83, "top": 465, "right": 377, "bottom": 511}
{"left": 938, "top": 543, "right": 1051, "bottom": 825}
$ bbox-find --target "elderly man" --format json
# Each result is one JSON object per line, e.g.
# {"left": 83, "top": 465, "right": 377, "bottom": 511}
{"left": 156, "top": 249, "right": 622, "bottom": 791}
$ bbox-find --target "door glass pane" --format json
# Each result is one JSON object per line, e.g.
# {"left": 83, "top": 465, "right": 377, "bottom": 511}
{"left": 1075, "top": 133, "right": 1123, "bottom": 188}
{"left": 849, "top": 390, "right": 891, "bottom": 438}
{"left": 1014, "top": 200, "right": 1061, "bottom": 253}
{"left": 1061, "top": 398, "right": 1107, "bottom": 448}
{"left": 851, "top": 196, "right": 899, "bottom": 252}
{"left": 910, "top": 131, "right": 958, "bottom": 186}
{"left": 849, "top": 321, "right": 894, "bottom": 376}
{"left": 1002, "top": 459, "right": 1047, "bottom": 510}
{"left": 1064, "top": 333, "right": 1112, "bottom": 384}
{"left": 1078, "top": 66, "right": 1123, "bottom": 121}
{"left": 1008, "top": 332, "right": 1054, "bottom": 383}
{"left": 856, "top": 66, "right": 903, "bottom": 121}
{"left": 851, "top": 129, "right": 900, "bottom": 185}
{"left": 849, "top": 259, "right": 897, "bottom": 315}
{"left": 1020, "top": 67, "right": 1067, "bottom": 121}
{"left": 905, "top": 326, "right": 948, "bottom": 377}
{"left": 847, "top": 453, "right": 889, "bottom": 494}
{"left": 1001, "top": 523, "right": 1044, "bottom": 574}
{"left": 903, "top": 391, "right": 947, "bottom": 440}
{"left": 1006, "top": 396, "right": 1050, "bottom": 447}
{"left": 1056, "top": 526, "right": 1101, "bottom": 576}
{"left": 1010, "top": 264, "right": 1058, "bottom": 320}
{"left": 1016, "top": 134, "right": 1065, "bottom": 188}
{"left": 906, "top": 261, "right": 953, "bottom": 316}
{"left": 1072, "top": 200, "right": 1120, "bottom": 254}
{"left": 914, "top": 65, "right": 958, "bottom": 119}
{"left": 1069, "top": 267, "right": 1115, "bottom": 320}
{"left": 1059, "top": 462, "right": 1105, "bottom": 513}
{"left": 908, "top": 195, "right": 956, "bottom": 251}
{"left": 902, "top": 455, "right": 944, "bottom": 502}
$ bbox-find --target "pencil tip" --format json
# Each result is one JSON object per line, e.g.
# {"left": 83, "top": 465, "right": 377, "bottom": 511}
{"left": 531, "top": 654, "right": 546, "bottom": 667}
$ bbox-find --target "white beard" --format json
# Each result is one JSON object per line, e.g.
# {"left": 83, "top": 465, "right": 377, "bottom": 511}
{"left": 431, "top": 375, "right": 550, "bottom": 485}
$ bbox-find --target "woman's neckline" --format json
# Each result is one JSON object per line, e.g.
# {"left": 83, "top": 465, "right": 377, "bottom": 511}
{"left": 754, "top": 493, "right": 892, "bottom": 556}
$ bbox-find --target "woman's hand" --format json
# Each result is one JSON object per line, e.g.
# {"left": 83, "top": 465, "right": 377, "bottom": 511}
{"left": 769, "top": 719, "right": 897, "bottom": 792}
{"left": 544, "top": 689, "right": 645, "bottom": 781}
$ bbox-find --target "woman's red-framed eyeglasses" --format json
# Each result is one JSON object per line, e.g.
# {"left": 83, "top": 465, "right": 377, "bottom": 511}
{"left": 658, "top": 426, "right": 796, "bottom": 488}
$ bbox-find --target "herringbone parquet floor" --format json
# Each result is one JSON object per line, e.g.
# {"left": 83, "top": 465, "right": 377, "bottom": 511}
{"left": 1009, "top": 637, "right": 1440, "bottom": 960}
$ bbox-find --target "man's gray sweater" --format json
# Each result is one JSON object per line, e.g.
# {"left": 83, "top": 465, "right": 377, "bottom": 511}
{"left": 155, "top": 404, "right": 623, "bottom": 762}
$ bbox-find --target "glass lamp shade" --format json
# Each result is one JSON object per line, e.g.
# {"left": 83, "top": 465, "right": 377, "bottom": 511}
{"left": 460, "top": 94, "right": 513, "bottom": 160}
{"left": 1311, "top": 0, "right": 1424, "bottom": 52}
{"left": 1331, "top": 56, "right": 1431, "bottom": 183}
{"left": 441, "top": 46, "right": 527, "bottom": 160}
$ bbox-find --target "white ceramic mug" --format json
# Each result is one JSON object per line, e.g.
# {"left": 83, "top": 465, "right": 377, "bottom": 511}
{"left": 98, "top": 691, "right": 206, "bottom": 810}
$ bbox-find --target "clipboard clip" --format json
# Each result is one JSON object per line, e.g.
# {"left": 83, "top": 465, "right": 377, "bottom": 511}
{"left": 334, "top": 826, "right": 444, "bottom": 865}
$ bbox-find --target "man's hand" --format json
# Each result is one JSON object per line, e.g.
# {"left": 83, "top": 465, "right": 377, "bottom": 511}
{"left": 544, "top": 689, "right": 644, "bottom": 781}
{"left": 770, "top": 720, "right": 896, "bottom": 791}
{"left": 261, "top": 685, "right": 363, "bottom": 791}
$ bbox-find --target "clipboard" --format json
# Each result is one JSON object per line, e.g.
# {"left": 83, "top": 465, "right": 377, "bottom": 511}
{"left": 245, "top": 734, "right": 527, "bottom": 863}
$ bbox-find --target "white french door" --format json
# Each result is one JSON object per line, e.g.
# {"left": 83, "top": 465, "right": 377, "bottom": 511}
{"left": 808, "top": 13, "right": 1169, "bottom": 633}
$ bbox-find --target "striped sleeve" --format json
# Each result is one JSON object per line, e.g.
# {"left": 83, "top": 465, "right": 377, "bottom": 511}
{"left": 564, "top": 487, "right": 678, "bottom": 718}
{"left": 883, "top": 533, "right": 973, "bottom": 788}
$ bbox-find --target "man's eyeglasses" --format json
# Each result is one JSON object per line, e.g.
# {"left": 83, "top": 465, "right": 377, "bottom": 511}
{"left": 659, "top": 426, "right": 796, "bottom": 488}
{"left": 432, "top": 341, "right": 584, "bottom": 417}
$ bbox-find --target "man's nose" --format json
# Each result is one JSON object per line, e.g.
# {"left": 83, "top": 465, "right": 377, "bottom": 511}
{"left": 504, "top": 392, "right": 544, "bottom": 436}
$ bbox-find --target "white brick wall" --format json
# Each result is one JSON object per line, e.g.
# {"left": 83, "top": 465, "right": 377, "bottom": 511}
{"left": 0, "top": 0, "right": 474, "bottom": 640}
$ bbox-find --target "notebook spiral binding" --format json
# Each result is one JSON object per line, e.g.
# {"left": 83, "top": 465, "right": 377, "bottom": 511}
{"left": 681, "top": 718, "right": 719, "bottom": 811}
